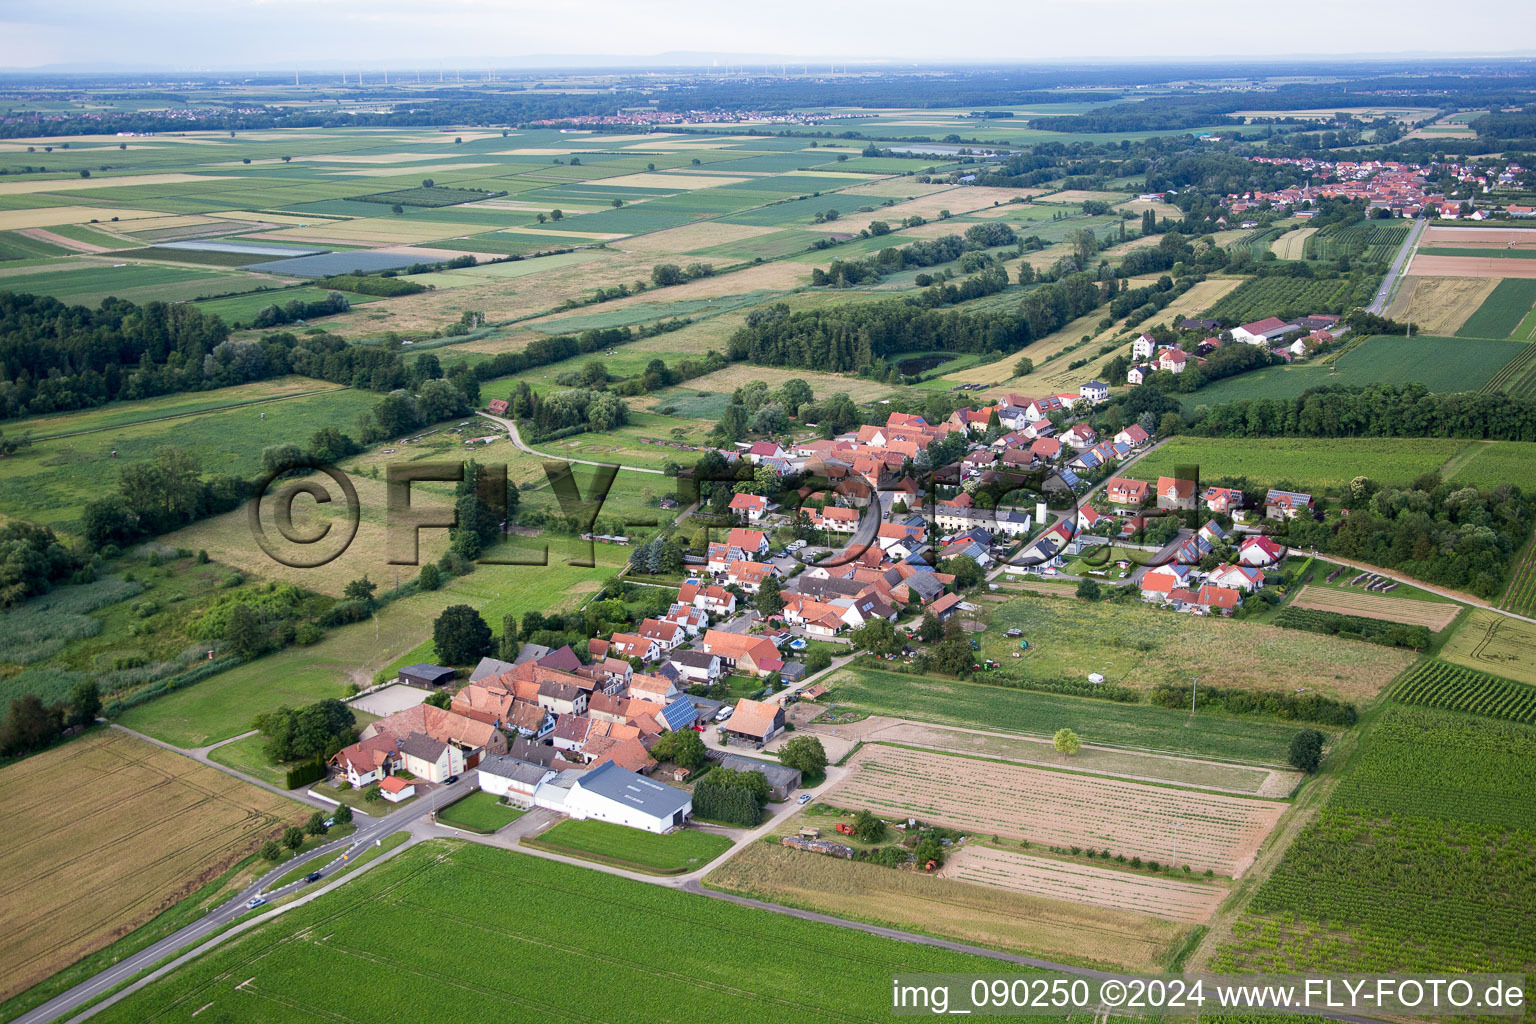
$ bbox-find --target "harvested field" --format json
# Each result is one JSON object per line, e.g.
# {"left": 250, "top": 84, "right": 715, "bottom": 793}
{"left": 1441, "top": 609, "right": 1536, "bottom": 686}
{"left": 0, "top": 172, "right": 237, "bottom": 195}
{"left": 617, "top": 221, "right": 777, "bottom": 255}
{"left": 1291, "top": 585, "right": 1461, "bottom": 630}
{"left": 659, "top": 363, "right": 898, "bottom": 403}
{"left": 0, "top": 206, "right": 165, "bottom": 231}
{"left": 1270, "top": 227, "right": 1316, "bottom": 260}
{"left": 832, "top": 745, "right": 1286, "bottom": 877}
{"left": 944, "top": 846, "right": 1227, "bottom": 923}
{"left": 706, "top": 840, "right": 1185, "bottom": 971}
{"left": 1166, "top": 276, "right": 1242, "bottom": 318}
{"left": 1385, "top": 275, "right": 1498, "bottom": 335}
{"left": 0, "top": 729, "right": 301, "bottom": 1001}
{"left": 1407, "top": 254, "right": 1536, "bottom": 279}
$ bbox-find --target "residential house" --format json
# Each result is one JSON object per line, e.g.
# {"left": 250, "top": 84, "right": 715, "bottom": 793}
{"left": 1079, "top": 380, "right": 1110, "bottom": 405}
{"left": 1063, "top": 423, "right": 1098, "bottom": 449}
{"left": 668, "top": 649, "right": 722, "bottom": 686}
{"left": 1240, "top": 535, "right": 1286, "bottom": 567}
{"left": 1264, "top": 488, "right": 1315, "bottom": 520}
{"left": 1106, "top": 477, "right": 1149, "bottom": 507}
{"left": 728, "top": 493, "right": 770, "bottom": 521}
{"left": 1203, "top": 486, "right": 1245, "bottom": 515}
{"left": 927, "top": 591, "right": 963, "bottom": 622}
{"left": 746, "top": 441, "right": 787, "bottom": 464}
{"left": 1140, "top": 563, "right": 1193, "bottom": 602}
{"left": 628, "top": 672, "right": 681, "bottom": 705}
{"left": 607, "top": 632, "right": 661, "bottom": 663}
{"left": 378, "top": 776, "right": 415, "bottom": 802}
{"left": 1114, "top": 424, "right": 1150, "bottom": 448}
{"left": 1207, "top": 564, "right": 1266, "bottom": 592}
{"left": 360, "top": 704, "right": 507, "bottom": 772}
{"left": 638, "top": 617, "right": 685, "bottom": 652}
{"left": 329, "top": 734, "right": 400, "bottom": 787}
{"left": 809, "top": 505, "right": 860, "bottom": 533}
{"left": 1126, "top": 364, "right": 1152, "bottom": 386}
{"left": 1133, "top": 333, "right": 1157, "bottom": 360}
{"left": 1156, "top": 476, "right": 1197, "bottom": 511}
{"left": 398, "top": 733, "right": 458, "bottom": 783}
{"left": 1159, "top": 349, "right": 1187, "bottom": 374}
{"left": 678, "top": 582, "right": 736, "bottom": 617}
{"left": 726, "top": 527, "right": 770, "bottom": 559}
{"left": 725, "top": 559, "right": 775, "bottom": 593}
{"left": 699, "top": 630, "right": 783, "bottom": 678}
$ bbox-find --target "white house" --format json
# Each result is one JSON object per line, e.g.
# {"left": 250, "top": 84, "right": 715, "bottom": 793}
{"left": 563, "top": 760, "right": 692, "bottom": 833}
{"left": 1079, "top": 380, "right": 1110, "bottom": 405}
{"left": 477, "top": 754, "right": 555, "bottom": 805}
{"left": 1133, "top": 334, "right": 1157, "bottom": 360}
{"left": 398, "top": 734, "right": 464, "bottom": 784}
{"left": 379, "top": 776, "right": 416, "bottom": 803}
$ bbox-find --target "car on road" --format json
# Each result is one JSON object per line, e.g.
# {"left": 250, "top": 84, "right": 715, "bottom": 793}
{"left": 245, "top": 895, "right": 266, "bottom": 909}
{"left": 304, "top": 872, "right": 322, "bottom": 884}
{"left": 445, "top": 775, "right": 460, "bottom": 784}
{"left": 797, "top": 793, "right": 812, "bottom": 804}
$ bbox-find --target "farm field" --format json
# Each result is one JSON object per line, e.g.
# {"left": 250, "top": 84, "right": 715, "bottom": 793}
{"left": 1184, "top": 335, "right": 1524, "bottom": 410}
{"left": 1269, "top": 227, "right": 1315, "bottom": 260}
{"left": 944, "top": 845, "right": 1228, "bottom": 923}
{"left": 1409, "top": 254, "right": 1536, "bottom": 279}
{"left": 1503, "top": 531, "right": 1536, "bottom": 616}
{"left": 1303, "top": 222, "right": 1407, "bottom": 262}
{"left": 1439, "top": 609, "right": 1536, "bottom": 686}
{"left": 824, "top": 666, "right": 1325, "bottom": 765}
{"left": 1483, "top": 343, "right": 1536, "bottom": 397}
{"left": 86, "top": 838, "right": 1084, "bottom": 1024}
{"left": 1383, "top": 275, "right": 1497, "bottom": 336}
{"left": 1211, "top": 706, "right": 1536, "bottom": 976}
{"left": 977, "top": 591, "right": 1415, "bottom": 702}
{"left": 829, "top": 744, "right": 1286, "bottom": 877}
{"left": 4, "top": 376, "right": 347, "bottom": 439}
{"left": 822, "top": 718, "right": 1300, "bottom": 796}
{"left": 1443, "top": 439, "right": 1536, "bottom": 492}
{"left": 1455, "top": 278, "right": 1536, "bottom": 338}
{"left": 1392, "top": 659, "right": 1536, "bottom": 724}
{"left": 1205, "top": 275, "right": 1357, "bottom": 322}
{"left": 526, "top": 819, "right": 733, "bottom": 874}
{"left": 1289, "top": 585, "right": 1461, "bottom": 630}
{"left": 1127, "top": 435, "right": 1470, "bottom": 493}
{"left": 0, "top": 729, "right": 301, "bottom": 1003}
{"left": 706, "top": 837, "right": 1188, "bottom": 971}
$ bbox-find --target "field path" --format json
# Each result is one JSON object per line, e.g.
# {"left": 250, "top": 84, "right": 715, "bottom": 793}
{"left": 477, "top": 410, "right": 664, "bottom": 474}
{"left": 1371, "top": 216, "right": 1427, "bottom": 313}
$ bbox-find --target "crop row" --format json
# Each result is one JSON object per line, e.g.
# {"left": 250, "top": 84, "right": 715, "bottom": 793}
{"left": 1304, "top": 222, "right": 1408, "bottom": 263}
{"left": 1501, "top": 536, "right": 1536, "bottom": 616}
{"left": 1481, "top": 339, "right": 1536, "bottom": 395}
{"left": 1393, "top": 659, "right": 1536, "bottom": 724}
{"left": 1207, "top": 276, "right": 1356, "bottom": 323}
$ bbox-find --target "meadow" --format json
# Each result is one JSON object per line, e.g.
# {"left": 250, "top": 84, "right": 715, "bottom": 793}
{"left": 1184, "top": 335, "right": 1524, "bottom": 410}
{"left": 823, "top": 665, "right": 1317, "bottom": 765}
{"left": 0, "top": 729, "right": 302, "bottom": 1003}
{"left": 526, "top": 819, "right": 733, "bottom": 874}
{"left": 1128, "top": 435, "right": 1471, "bottom": 493}
{"left": 86, "top": 839, "right": 1086, "bottom": 1024}
{"left": 978, "top": 592, "right": 1413, "bottom": 702}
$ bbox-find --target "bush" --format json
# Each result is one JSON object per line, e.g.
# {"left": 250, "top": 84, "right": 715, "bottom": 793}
{"left": 1288, "top": 728, "right": 1325, "bottom": 773}
{"left": 285, "top": 761, "right": 326, "bottom": 790}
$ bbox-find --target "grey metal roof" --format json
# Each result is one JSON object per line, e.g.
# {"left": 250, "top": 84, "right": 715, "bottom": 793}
{"left": 574, "top": 760, "right": 690, "bottom": 818}
{"left": 399, "top": 664, "right": 456, "bottom": 684}
{"left": 511, "top": 643, "right": 552, "bottom": 667}
{"left": 714, "top": 753, "right": 802, "bottom": 789}
{"left": 478, "top": 754, "right": 553, "bottom": 786}
{"left": 470, "top": 657, "right": 518, "bottom": 683}
{"left": 670, "top": 650, "right": 719, "bottom": 669}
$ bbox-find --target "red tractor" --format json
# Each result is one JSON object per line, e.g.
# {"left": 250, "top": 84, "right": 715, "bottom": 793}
{"left": 835, "top": 823, "right": 855, "bottom": 836}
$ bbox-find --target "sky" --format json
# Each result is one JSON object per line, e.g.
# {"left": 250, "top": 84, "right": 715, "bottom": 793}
{"left": 2, "top": 0, "right": 1536, "bottom": 70}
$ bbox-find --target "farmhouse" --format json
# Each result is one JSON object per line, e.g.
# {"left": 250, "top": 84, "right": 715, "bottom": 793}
{"left": 477, "top": 755, "right": 555, "bottom": 804}
{"left": 361, "top": 704, "right": 507, "bottom": 774}
{"left": 563, "top": 760, "right": 693, "bottom": 834}
{"left": 722, "top": 697, "right": 785, "bottom": 747}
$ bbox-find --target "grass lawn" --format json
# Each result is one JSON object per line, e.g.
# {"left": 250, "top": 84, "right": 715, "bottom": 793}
{"left": 436, "top": 791, "right": 524, "bottom": 834}
{"left": 526, "top": 818, "right": 733, "bottom": 874}
{"left": 1128, "top": 436, "right": 1472, "bottom": 494}
{"left": 207, "top": 732, "right": 287, "bottom": 787}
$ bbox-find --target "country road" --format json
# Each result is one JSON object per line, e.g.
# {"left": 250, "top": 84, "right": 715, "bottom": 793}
{"left": 1368, "top": 215, "right": 1427, "bottom": 314}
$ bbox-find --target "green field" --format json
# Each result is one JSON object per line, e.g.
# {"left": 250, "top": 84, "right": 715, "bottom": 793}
{"left": 437, "top": 791, "right": 524, "bottom": 833}
{"left": 1129, "top": 436, "right": 1472, "bottom": 493}
{"left": 1443, "top": 440, "right": 1536, "bottom": 492}
{"left": 1186, "top": 335, "right": 1525, "bottom": 410}
{"left": 527, "top": 819, "right": 733, "bottom": 874}
{"left": 87, "top": 840, "right": 1068, "bottom": 1024}
{"left": 1214, "top": 706, "right": 1536, "bottom": 975}
{"left": 824, "top": 665, "right": 1318, "bottom": 765}
{"left": 0, "top": 384, "right": 377, "bottom": 532}
{"left": 1455, "top": 278, "right": 1536, "bottom": 339}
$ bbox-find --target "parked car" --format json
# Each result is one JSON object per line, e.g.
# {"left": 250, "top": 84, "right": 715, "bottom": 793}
{"left": 797, "top": 793, "right": 812, "bottom": 804}
{"left": 715, "top": 706, "right": 733, "bottom": 722}
{"left": 445, "top": 775, "right": 460, "bottom": 784}
{"left": 245, "top": 896, "right": 266, "bottom": 909}
{"left": 304, "top": 872, "right": 321, "bottom": 884}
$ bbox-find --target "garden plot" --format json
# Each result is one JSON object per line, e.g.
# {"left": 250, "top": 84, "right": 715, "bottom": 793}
{"left": 943, "top": 846, "right": 1228, "bottom": 923}
{"left": 832, "top": 745, "right": 1286, "bottom": 877}
{"left": 1291, "top": 585, "right": 1461, "bottom": 630}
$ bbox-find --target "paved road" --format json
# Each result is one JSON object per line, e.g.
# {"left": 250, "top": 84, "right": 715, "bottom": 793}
{"left": 1368, "top": 216, "right": 1427, "bottom": 314}
{"left": 19, "top": 775, "right": 478, "bottom": 1024}
{"left": 477, "top": 410, "right": 665, "bottom": 474}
